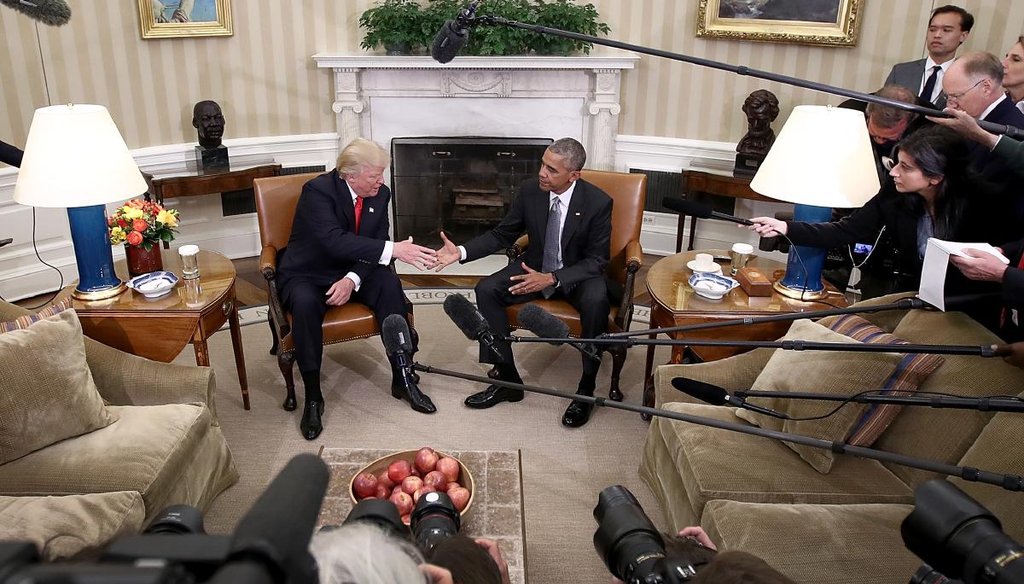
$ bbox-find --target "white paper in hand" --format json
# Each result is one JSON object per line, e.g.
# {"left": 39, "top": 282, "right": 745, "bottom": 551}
{"left": 918, "top": 238, "right": 1010, "bottom": 311}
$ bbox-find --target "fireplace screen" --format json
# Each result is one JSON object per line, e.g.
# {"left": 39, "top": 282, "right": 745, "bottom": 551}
{"left": 390, "top": 137, "right": 552, "bottom": 250}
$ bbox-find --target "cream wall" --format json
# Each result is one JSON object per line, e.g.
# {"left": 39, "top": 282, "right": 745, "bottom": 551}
{"left": 3, "top": 0, "right": 1024, "bottom": 152}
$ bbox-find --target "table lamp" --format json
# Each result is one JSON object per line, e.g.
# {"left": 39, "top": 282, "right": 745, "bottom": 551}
{"left": 750, "top": 105, "right": 880, "bottom": 300}
{"left": 14, "top": 104, "right": 148, "bottom": 300}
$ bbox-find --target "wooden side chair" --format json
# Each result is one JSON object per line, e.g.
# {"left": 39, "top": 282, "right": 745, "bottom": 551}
{"left": 254, "top": 173, "right": 415, "bottom": 411}
{"left": 504, "top": 169, "right": 646, "bottom": 401}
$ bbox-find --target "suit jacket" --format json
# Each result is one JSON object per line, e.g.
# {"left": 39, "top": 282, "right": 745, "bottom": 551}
{"left": 970, "top": 97, "right": 1024, "bottom": 188}
{"left": 277, "top": 170, "right": 392, "bottom": 289}
{"left": 993, "top": 135, "right": 1024, "bottom": 177}
{"left": 1004, "top": 238, "right": 1024, "bottom": 306}
{"left": 462, "top": 177, "right": 612, "bottom": 290}
{"left": 885, "top": 59, "right": 947, "bottom": 109}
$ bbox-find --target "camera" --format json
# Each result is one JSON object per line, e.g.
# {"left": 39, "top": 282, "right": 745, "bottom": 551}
{"left": 902, "top": 480, "right": 1024, "bottom": 584}
{"left": 344, "top": 490, "right": 462, "bottom": 555}
{"left": 592, "top": 485, "right": 716, "bottom": 584}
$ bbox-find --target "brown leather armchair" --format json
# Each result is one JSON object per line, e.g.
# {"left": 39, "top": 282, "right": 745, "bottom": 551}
{"left": 254, "top": 173, "right": 414, "bottom": 410}
{"left": 504, "top": 169, "right": 646, "bottom": 401}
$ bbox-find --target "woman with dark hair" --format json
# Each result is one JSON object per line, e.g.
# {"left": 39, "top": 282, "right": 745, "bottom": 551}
{"left": 749, "top": 126, "right": 1016, "bottom": 300}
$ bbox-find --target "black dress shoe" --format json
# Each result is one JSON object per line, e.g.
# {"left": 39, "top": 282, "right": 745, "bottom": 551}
{"left": 282, "top": 394, "right": 297, "bottom": 411}
{"left": 562, "top": 400, "right": 593, "bottom": 428}
{"left": 300, "top": 400, "right": 324, "bottom": 440}
{"left": 464, "top": 385, "right": 525, "bottom": 409}
{"left": 392, "top": 379, "right": 437, "bottom": 414}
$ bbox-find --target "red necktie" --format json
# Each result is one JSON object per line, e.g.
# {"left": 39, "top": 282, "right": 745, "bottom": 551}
{"left": 354, "top": 197, "right": 363, "bottom": 234}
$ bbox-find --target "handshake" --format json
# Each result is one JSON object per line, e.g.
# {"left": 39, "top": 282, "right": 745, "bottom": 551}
{"left": 392, "top": 231, "right": 463, "bottom": 272}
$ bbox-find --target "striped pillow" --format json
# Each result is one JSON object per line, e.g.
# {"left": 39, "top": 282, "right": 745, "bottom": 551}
{"left": 827, "top": 314, "right": 945, "bottom": 446}
{"left": 0, "top": 297, "right": 73, "bottom": 334}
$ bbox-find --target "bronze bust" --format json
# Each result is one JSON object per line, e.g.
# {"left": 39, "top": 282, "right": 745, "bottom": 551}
{"left": 735, "top": 89, "right": 780, "bottom": 175}
{"left": 193, "top": 100, "right": 225, "bottom": 150}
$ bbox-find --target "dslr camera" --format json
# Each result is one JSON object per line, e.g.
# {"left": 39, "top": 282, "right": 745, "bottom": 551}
{"left": 593, "top": 485, "right": 716, "bottom": 583}
{"left": 343, "top": 490, "right": 462, "bottom": 555}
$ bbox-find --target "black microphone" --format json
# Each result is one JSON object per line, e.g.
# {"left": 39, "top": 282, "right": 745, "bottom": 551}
{"left": 662, "top": 197, "right": 754, "bottom": 226}
{"left": 671, "top": 377, "right": 788, "bottom": 419}
{"left": 516, "top": 304, "right": 601, "bottom": 361}
{"left": 429, "top": 1, "right": 479, "bottom": 63}
{"left": 382, "top": 313, "right": 420, "bottom": 389}
{"left": 442, "top": 294, "right": 503, "bottom": 359}
{"left": 0, "top": 139, "right": 24, "bottom": 167}
{"left": 0, "top": 0, "right": 71, "bottom": 26}
{"left": 216, "top": 453, "right": 328, "bottom": 584}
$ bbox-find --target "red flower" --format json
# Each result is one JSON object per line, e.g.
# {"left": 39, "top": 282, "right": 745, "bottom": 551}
{"left": 132, "top": 218, "right": 149, "bottom": 232}
{"left": 126, "top": 231, "right": 143, "bottom": 246}
{"left": 118, "top": 219, "right": 128, "bottom": 229}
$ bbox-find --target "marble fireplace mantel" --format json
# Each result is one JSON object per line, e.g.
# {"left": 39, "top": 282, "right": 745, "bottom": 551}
{"left": 313, "top": 53, "right": 639, "bottom": 169}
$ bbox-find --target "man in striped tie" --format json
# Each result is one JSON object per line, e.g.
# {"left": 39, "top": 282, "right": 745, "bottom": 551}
{"left": 433, "top": 138, "right": 614, "bottom": 427}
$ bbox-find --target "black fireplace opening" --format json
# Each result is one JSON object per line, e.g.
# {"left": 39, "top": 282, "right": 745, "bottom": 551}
{"left": 390, "top": 137, "right": 552, "bottom": 250}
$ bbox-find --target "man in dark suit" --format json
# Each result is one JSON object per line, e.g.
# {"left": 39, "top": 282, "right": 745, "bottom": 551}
{"left": 884, "top": 5, "right": 974, "bottom": 110}
{"left": 434, "top": 138, "right": 613, "bottom": 428}
{"left": 277, "top": 138, "right": 439, "bottom": 440}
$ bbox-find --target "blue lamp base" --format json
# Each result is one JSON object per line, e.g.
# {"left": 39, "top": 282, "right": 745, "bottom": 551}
{"left": 773, "top": 203, "right": 831, "bottom": 301}
{"left": 67, "top": 205, "right": 126, "bottom": 301}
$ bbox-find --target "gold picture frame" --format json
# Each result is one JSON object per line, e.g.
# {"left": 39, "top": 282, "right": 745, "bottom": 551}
{"left": 696, "top": 0, "right": 862, "bottom": 47}
{"left": 137, "top": 0, "right": 233, "bottom": 39}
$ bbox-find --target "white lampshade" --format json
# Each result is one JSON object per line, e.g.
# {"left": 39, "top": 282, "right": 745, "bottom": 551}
{"left": 14, "top": 104, "right": 147, "bottom": 208}
{"left": 750, "top": 105, "right": 880, "bottom": 209}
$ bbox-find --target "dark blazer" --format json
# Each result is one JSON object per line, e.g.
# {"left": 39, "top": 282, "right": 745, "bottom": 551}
{"left": 993, "top": 135, "right": 1024, "bottom": 177}
{"left": 885, "top": 59, "right": 947, "bottom": 109}
{"left": 277, "top": 170, "right": 392, "bottom": 289}
{"left": 1004, "top": 238, "right": 1024, "bottom": 306}
{"left": 462, "top": 177, "right": 612, "bottom": 290}
{"left": 970, "top": 97, "right": 1024, "bottom": 188}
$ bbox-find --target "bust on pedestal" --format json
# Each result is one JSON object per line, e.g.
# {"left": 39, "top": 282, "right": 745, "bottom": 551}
{"left": 735, "top": 89, "right": 779, "bottom": 176}
{"left": 193, "top": 100, "right": 228, "bottom": 172}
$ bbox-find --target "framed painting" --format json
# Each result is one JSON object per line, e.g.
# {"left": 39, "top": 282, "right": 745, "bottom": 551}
{"left": 137, "top": 0, "right": 233, "bottom": 39}
{"left": 696, "top": 0, "right": 862, "bottom": 47}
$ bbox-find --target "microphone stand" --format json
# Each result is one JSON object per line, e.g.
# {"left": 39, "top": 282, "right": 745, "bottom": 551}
{"left": 467, "top": 15, "right": 1023, "bottom": 139}
{"left": 734, "top": 389, "right": 1024, "bottom": 413}
{"left": 411, "top": 362, "right": 1023, "bottom": 492}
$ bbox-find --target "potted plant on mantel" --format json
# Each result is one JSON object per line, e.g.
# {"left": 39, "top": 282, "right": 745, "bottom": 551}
{"left": 359, "top": 0, "right": 610, "bottom": 56}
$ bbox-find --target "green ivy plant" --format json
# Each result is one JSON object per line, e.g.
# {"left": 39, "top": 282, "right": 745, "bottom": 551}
{"left": 533, "top": 0, "right": 610, "bottom": 55}
{"left": 359, "top": 0, "right": 425, "bottom": 55}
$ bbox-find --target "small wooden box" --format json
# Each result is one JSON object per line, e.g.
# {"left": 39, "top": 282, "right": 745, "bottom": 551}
{"left": 736, "top": 266, "right": 773, "bottom": 297}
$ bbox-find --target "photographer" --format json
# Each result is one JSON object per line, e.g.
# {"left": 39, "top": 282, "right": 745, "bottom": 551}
{"left": 311, "top": 522, "right": 426, "bottom": 584}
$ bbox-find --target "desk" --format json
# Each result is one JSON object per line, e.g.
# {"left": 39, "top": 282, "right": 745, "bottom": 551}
{"left": 677, "top": 169, "right": 776, "bottom": 252}
{"left": 71, "top": 250, "right": 250, "bottom": 410}
{"left": 641, "top": 249, "right": 848, "bottom": 411}
{"left": 145, "top": 163, "right": 282, "bottom": 206}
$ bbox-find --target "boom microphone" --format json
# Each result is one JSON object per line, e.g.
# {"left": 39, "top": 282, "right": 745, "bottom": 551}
{"left": 217, "top": 453, "right": 328, "bottom": 584}
{"left": 442, "top": 294, "right": 503, "bottom": 359}
{"left": 662, "top": 197, "right": 754, "bottom": 226}
{"left": 517, "top": 304, "right": 601, "bottom": 361}
{"left": 430, "top": 1, "right": 479, "bottom": 63}
{"left": 0, "top": 0, "right": 71, "bottom": 26}
{"left": 671, "top": 377, "right": 788, "bottom": 419}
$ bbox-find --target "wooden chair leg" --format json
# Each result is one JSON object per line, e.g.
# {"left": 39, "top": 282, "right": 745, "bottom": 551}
{"left": 268, "top": 316, "right": 279, "bottom": 356}
{"left": 279, "top": 351, "right": 297, "bottom": 411}
{"left": 608, "top": 346, "right": 626, "bottom": 402}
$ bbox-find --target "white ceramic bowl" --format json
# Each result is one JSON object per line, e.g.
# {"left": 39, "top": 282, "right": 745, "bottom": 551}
{"left": 127, "top": 271, "right": 179, "bottom": 298}
{"left": 686, "top": 259, "right": 723, "bottom": 275}
{"left": 688, "top": 272, "right": 739, "bottom": 300}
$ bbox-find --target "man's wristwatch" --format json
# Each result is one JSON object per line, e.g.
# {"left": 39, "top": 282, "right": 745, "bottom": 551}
{"left": 551, "top": 273, "right": 560, "bottom": 288}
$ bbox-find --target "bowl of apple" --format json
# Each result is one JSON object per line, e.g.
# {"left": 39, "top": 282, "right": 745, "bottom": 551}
{"left": 349, "top": 447, "right": 475, "bottom": 524}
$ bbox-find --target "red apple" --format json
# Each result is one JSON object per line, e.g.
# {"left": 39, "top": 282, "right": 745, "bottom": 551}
{"left": 423, "top": 470, "right": 447, "bottom": 491}
{"left": 388, "top": 459, "right": 412, "bottom": 483}
{"left": 392, "top": 485, "right": 403, "bottom": 497}
{"left": 352, "top": 472, "right": 378, "bottom": 499}
{"left": 401, "top": 514, "right": 411, "bottom": 526}
{"left": 436, "top": 457, "right": 460, "bottom": 483}
{"left": 402, "top": 475, "right": 423, "bottom": 495}
{"left": 377, "top": 470, "right": 395, "bottom": 491}
{"left": 390, "top": 491, "right": 414, "bottom": 515}
{"left": 374, "top": 484, "right": 389, "bottom": 499}
{"left": 415, "top": 447, "right": 439, "bottom": 474}
{"left": 446, "top": 482, "right": 460, "bottom": 492}
{"left": 412, "top": 488, "right": 425, "bottom": 503}
{"left": 448, "top": 486, "right": 470, "bottom": 511}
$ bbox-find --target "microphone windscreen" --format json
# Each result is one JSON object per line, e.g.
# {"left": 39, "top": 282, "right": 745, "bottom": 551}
{"left": 662, "top": 197, "right": 713, "bottom": 219}
{"left": 671, "top": 377, "right": 729, "bottom": 406}
{"left": 382, "top": 314, "right": 413, "bottom": 355}
{"left": 430, "top": 21, "right": 467, "bottom": 64}
{"left": 443, "top": 294, "right": 489, "bottom": 341}
{"left": 518, "top": 304, "right": 571, "bottom": 344}
{"left": 227, "top": 453, "right": 328, "bottom": 579}
{"left": 0, "top": 0, "right": 70, "bottom": 26}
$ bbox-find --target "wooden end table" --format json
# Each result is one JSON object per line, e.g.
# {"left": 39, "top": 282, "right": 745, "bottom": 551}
{"left": 71, "top": 249, "right": 250, "bottom": 410}
{"left": 641, "top": 249, "right": 848, "bottom": 412}
{"left": 677, "top": 169, "right": 777, "bottom": 252}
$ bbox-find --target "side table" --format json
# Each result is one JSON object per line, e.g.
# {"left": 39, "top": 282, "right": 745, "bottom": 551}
{"left": 642, "top": 249, "right": 849, "bottom": 411}
{"left": 71, "top": 250, "right": 250, "bottom": 410}
{"left": 677, "top": 169, "right": 777, "bottom": 252}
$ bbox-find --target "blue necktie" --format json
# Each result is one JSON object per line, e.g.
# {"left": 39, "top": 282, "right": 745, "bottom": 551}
{"left": 541, "top": 197, "right": 562, "bottom": 298}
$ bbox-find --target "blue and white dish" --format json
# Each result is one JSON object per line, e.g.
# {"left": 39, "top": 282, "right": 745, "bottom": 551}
{"left": 127, "top": 271, "right": 179, "bottom": 298}
{"left": 688, "top": 272, "right": 739, "bottom": 300}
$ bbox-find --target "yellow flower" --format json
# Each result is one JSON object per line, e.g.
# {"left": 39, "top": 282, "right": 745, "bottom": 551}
{"left": 109, "top": 226, "right": 126, "bottom": 245}
{"left": 157, "top": 209, "right": 179, "bottom": 227}
{"left": 123, "top": 207, "right": 144, "bottom": 220}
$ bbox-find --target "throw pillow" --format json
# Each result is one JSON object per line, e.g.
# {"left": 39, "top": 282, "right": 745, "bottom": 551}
{"left": 0, "top": 297, "right": 72, "bottom": 333}
{"left": 735, "top": 319, "right": 903, "bottom": 474}
{"left": 826, "top": 314, "right": 945, "bottom": 447}
{"left": 0, "top": 308, "right": 117, "bottom": 464}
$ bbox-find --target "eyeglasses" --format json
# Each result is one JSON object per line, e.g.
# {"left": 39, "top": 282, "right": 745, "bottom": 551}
{"left": 946, "top": 79, "right": 984, "bottom": 102}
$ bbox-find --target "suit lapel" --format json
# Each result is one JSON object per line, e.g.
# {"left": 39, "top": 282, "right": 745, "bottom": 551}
{"left": 335, "top": 172, "right": 357, "bottom": 230}
{"left": 561, "top": 180, "right": 586, "bottom": 248}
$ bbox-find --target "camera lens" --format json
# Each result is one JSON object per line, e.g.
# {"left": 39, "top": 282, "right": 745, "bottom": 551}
{"left": 411, "top": 491, "right": 461, "bottom": 554}
{"left": 593, "top": 486, "right": 667, "bottom": 583}
{"left": 344, "top": 499, "right": 409, "bottom": 541}
{"left": 144, "top": 505, "right": 206, "bottom": 535}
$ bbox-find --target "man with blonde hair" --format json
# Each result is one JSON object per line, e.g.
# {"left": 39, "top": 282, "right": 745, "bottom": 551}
{"left": 277, "top": 138, "right": 439, "bottom": 440}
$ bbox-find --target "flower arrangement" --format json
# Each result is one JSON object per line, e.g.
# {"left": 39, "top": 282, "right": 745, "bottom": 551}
{"left": 108, "top": 198, "right": 179, "bottom": 250}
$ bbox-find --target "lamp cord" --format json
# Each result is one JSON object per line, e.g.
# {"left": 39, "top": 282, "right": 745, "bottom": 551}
{"left": 0, "top": 208, "right": 65, "bottom": 309}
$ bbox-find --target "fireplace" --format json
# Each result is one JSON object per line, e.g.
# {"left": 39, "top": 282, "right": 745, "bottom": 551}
{"left": 390, "top": 137, "right": 551, "bottom": 248}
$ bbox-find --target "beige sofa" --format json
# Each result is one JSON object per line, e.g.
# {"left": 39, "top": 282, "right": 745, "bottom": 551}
{"left": 0, "top": 300, "right": 238, "bottom": 560}
{"left": 639, "top": 293, "right": 1024, "bottom": 583}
